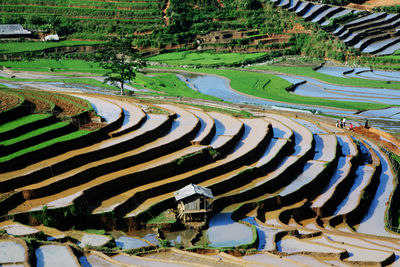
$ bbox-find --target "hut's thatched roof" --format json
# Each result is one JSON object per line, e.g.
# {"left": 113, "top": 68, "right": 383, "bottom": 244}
{"left": 174, "top": 184, "right": 214, "bottom": 201}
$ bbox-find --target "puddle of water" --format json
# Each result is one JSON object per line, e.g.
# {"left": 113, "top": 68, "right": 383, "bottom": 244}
{"left": 278, "top": 162, "right": 323, "bottom": 197}
{"left": 0, "top": 241, "right": 25, "bottom": 264}
{"left": 1, "top": 224, "right": 39, "bottom": 236}
{"left": 164, "top": 229, "right": 196, "bottom": 248}
{"left": 36, "top": 245, "right": 79, "bottom": 267}
{"left": 115, "top": 235, "right": 149, "bottom": 250}
{"left": 77, "top": 234, "right": 110, "bottom": 248}
{"left": 313, "top": 135, "right": 324, "bottom": 160}
{"left": 277, "top": 236, "right": 343, "bottom": 254}
{"left": 243, "top": 217, "right": 281, "bottom": 251}
{"left": 292, "top": 130, "right": 303, "bottom": 156}
{"left": 316, "top": 66, "right": 352, "bottom": 77}
{"left": 124, "top": 229, "right": 159, "bottom": 246}
{"left": 295, "top": 119, "right": 326, "bottom": 134}
{"left": 0, "top": 82, "right": 21, "bottom": 88}
{"left": 72, "top": 95, "right": 121, "bottom": 123}
{"left": 337, "top": 136, "right": 351, "bottom": 155}
{"left": 195, "top": 213, "right": 253, "bottom": 248}
{"left": 79, "top": 255, "right": 119, "bottom": 267}
{"left": 359, "top": 107, "right": 400, "bottom": 118}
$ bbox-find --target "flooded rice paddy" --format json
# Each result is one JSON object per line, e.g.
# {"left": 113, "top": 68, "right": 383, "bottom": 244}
{"left": 0, "top": 241, "right": 25, "bottom": 264}
{"left": 114, "top": 235, "right": 150, "bottom": 249}
{"left": 195, "top": 213, "right": 253, "bottom": 247}
{"left": 356, "top": 141, "right": 396, "bottom": 237}
{"left": 178, "top": 73, "right": 354, "bottom": 116}
{"left": 35, "top": 245, "right": 79, "bottom": 267}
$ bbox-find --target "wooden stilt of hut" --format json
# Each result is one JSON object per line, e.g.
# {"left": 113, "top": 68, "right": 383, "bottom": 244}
{"left": 174, "top": 184, "right": 213, "bottom": 227}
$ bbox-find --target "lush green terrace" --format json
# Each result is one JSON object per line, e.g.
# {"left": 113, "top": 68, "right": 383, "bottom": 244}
{"left": 147, "top": 51, "right": 268, "bottom": 66}
{"left": 0, "top": 130, "right": 92, "bottom": 163}
{"left": 0, "top": 41, "right": 105, "bottom": 54}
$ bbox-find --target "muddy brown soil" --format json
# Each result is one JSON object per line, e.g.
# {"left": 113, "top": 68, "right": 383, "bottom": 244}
{"left": 347, "top": 0, "right": 400, "bottom": 9}
{"left": 17, "top": 91, "right": 52, "bottom": 112}
{"left": 0, "top": 91, "right": 21, "bottom": 112}
{"left": 353, "top": 126, "right": 400, "bottom": 155}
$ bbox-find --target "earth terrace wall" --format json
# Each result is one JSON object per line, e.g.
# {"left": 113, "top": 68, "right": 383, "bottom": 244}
{"left": 214, "top": 123, "right": 245, "bottom": 156}
{"left": 369, "top": 34, "right": 400, "bottom": 55}
{"left": 273, "top": 231, "right": 348, "bottom": 259}
{"left": 109, "top": 112, "right": 147, "bottom": 138}
{"left": 247, "top": 159, "right": 335, "bottom": 221}
{"left": 358, "top": 33, "right": 395, "bottom": 52}
{"left": 0, "top": 191, "right": 24, "bottom": 217}
{"left": 345, "top": 151, "right": 382, "bottom": 227}
{"left": 0, "top": 114, "right": 174, "bottom": 193}
{"left": 313, "top": 156, "right": 358, "bottom": 218}
{"left": 211, "top": 139, "right": 291, "bottom": 199}
{"left": 334, "top": 13, "right": 387, "bottom": 37}
{"left": 20, "top": 114, "right": 187, "bottom": 199}
{"left": 279, "top": 160, "right": 339, "bottom": 208}
{"left": 229, "top": 156, "right": 313, "bottom": 220}
{"left": 330, "top": 145, "right": 381, "bottom": 227}
{"left": 92, "top": 123, "right": 272, "bottom": 228}
{"left": 211, "top": 141, "right": 296, "bottom": 213}
{"left": 27, "top": 114, "right": 202, "bottom": 201}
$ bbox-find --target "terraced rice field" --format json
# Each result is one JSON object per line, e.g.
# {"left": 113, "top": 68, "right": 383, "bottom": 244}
{"left": 271, "top": 0, "right": 400, "bottom": 55}
{"left": 1, "top": 84, "right": 400, "bottom": 266}
{"left": 0, "top": 0, "right": 165, "bottom": 39}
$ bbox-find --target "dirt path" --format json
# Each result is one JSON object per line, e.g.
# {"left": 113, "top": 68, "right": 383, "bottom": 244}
{"left": 347, "top": 0, "right": 400, "bottom": 10}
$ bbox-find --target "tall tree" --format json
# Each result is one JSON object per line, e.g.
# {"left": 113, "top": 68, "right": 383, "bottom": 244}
{"left": 99, "top": 36, "right": 145, "bottom": 95}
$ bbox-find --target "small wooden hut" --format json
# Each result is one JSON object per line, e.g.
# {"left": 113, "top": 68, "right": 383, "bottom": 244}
{"left": 174, "top": 184, "right": 213, "bottom": 225}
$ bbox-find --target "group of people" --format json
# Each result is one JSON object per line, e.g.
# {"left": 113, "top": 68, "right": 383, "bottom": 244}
{"left": 335, "top": 118, "right": 370, "bottom": 131}
{"left": 336, "top": 117, "right": 353, "bottom": 130}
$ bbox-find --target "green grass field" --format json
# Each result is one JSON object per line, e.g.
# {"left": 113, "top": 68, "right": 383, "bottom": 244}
{"left": 247, "top": 65, "right": 400, "bottom": 90}
{"left": 147, "top": 51, "right": 267, "bottom": 66}
{"left": 0, "top": 130, "right": 92, "bottom": 163}
{"left": 0, "top": 59, "right": 105, "bottom": 74}
{"left": 0, "top": 41, "right": 105, "bottom": 54}
{"left": 0, "top": 114, "right": 52, "bottom": 133}
{"left": 135, "top": 72, "right": 222, "bottom": 101}
{"left": 0, "top": 121, "right": 68, "bottom": 146}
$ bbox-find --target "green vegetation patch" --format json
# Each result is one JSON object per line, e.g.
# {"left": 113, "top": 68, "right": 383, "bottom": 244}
{"left": 146, "top": 210, "right": 176, "bottom": 224}
{"left": 0, "top": 121, "right": 69, "bottom": 146}
{"left": 247, "top": 65, "right": 400, "bottom": 90}
{"left": 0, "top": 40, "right": 105, "bottom": 54}
{"left": 135, "top": 72, "right": 222, "bottom": 101}
{"left": 0, "top": 129, "right": 92, "bottom": 163}
{"left": 147, "top": 51, "right": 267, "bottom": 66}
{"left": 0, "top": 114, "right": 52, "bottom": 133}
{"left": 0, "top": 59, "right": 105, "bottom": 74}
